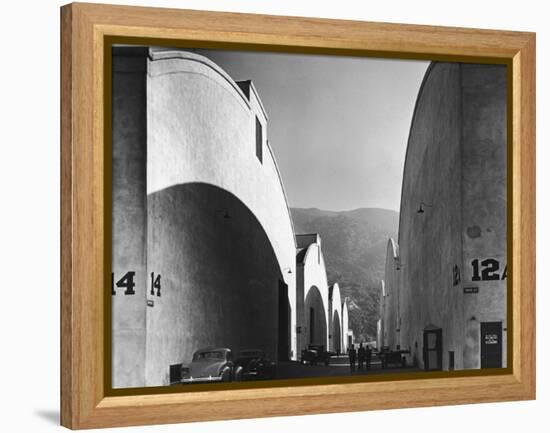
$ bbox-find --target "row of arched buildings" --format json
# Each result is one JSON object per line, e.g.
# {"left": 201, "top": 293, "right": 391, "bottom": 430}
{"left": 377, "top": 62, "right": 507, "bottom": 371}
{"left": 111, "top": 47, "right": 351, "bottom": 388}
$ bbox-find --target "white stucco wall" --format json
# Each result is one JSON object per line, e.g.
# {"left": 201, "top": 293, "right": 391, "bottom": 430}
{"left": 147, "top": 50, "right": 296, "bottom": 287}
{"left": 342, "top": 297, "right": 350, "bottom": 352}
{"left": 146, "top": 49, "right": 298, "bottom": 367}
{"left": 113, "top": 48, "right": 301, "bottom": 386}
{"left": 392, "top": 62, "right": 507, "bottom": 370}
{"left": 296, "top": 235, "right": 330, "bottom": 353}
{"left": 377, "top": 281, "right": 386, "bottom": 350}
{"left": 383, "top": 238, "right": 400, "bottom": 350}
{"left": 329, "top": 283, "right": 343, "bottom": 353}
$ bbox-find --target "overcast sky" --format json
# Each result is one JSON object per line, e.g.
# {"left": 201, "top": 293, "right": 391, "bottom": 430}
{"left": 198, "top": 49, "right": 429, "bottom": 212}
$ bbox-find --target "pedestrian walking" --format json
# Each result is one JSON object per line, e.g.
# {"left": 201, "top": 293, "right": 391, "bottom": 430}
{"left": 357, "top": 342, "right": 366, "bottom": 370}
{"left": 348, "top": 344, "right": 357, "bottom": 372}
{"left": 366, "top": 344, "right": 372, "bottom": 370}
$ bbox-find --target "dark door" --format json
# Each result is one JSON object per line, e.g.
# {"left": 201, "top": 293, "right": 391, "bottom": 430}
{"left": 278, "top": 280, "right": 290, "bottom": 361}
{"left": 448, "top": 351, "right": 455, "bottom": 371}
{"left": 423, "top": 328, "right": 442, "bottom": 370}
{"left": 480, "top": 322, "right": 502, "bottom": 368}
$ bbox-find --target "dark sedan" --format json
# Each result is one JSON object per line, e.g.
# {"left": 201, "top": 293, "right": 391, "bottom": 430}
{"left": 300, "top": 344, "right": 332, "bottom": 366}
{"left": 235, "top": 349, "right": 276, "bottom": 380}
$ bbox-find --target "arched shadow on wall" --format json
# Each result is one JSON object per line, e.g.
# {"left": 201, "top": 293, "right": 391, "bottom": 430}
{"left": 332, "top": 309, "right": 342, "bottom": 354}
{"left": 305, "top": 285, "right": 327, "bottom": 347}
{"left": 144, "top": 182, "right": 290, "bottom": 385}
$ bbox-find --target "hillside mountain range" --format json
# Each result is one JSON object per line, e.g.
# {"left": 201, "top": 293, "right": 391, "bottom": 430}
{"left": 291, "top": 207, "right": 399, "bottom": 342}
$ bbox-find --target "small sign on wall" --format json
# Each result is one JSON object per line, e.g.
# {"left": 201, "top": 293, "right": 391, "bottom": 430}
{"left": 485, "top": 334, "right": 499, "bottom": 344}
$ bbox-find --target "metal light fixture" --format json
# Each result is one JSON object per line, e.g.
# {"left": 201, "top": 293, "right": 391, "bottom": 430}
{"left": 283, "top": 267, "right": 292, "bottom": 274}
{"left": 417, "top": 202, "right": 433, "bottom": 214}
{"left": 215, "top": 209, "right": 231, "bottom": 219}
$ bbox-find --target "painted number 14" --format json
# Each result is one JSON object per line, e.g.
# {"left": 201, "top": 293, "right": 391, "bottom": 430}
{"left": 111, "top": 271, "right": 162, "bottom": 296}
{"left": 150, "top": 272, "right": 161, "bottom": 297}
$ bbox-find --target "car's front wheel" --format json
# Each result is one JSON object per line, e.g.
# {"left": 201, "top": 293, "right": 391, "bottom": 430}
{"left": 233, "top": 367, "right": 243, "bottom": 382}
{"left": 220, "top": 368, "right": 231, "bottom": 382}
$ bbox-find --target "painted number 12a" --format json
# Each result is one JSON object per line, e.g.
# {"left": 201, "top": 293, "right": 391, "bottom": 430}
{"left": 471, "top": 258, "right": 507, "bottom": 281}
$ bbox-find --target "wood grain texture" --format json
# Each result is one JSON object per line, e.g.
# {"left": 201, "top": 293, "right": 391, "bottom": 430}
{"left": 60, "top": 2, "right": 536, "bottom": 429}
{"left": 60, "top": 4, "right": 73, "bottom": 429}
{"left": 515, "top": 35, "right": 536, "bottom": 396}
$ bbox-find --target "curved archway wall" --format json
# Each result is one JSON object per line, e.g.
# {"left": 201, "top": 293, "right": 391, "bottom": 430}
{"left": 112, "top": 48, "right": 297, "bottom": 387}
{"left": 382, "top": 239, "right": 400, "bottom": 350}
{"left": 396, "top": 62, "right": 507, "bottom": 371}
{"left": 146, "top": 183, "right": 284, "bottom": 385}
{"left": 378, "top": 281, "right": 386, "bottom": 349}
{"left": 329, "top": 283, "right": 343, "bottom": 353}
{"left": 304, "top": 286, "right": 328, "bottom": 348}
{"left": 342, "top": 298, "right": 350, "bottom": 352}
{"left": 146, "top": 50, "right": 296, "bottom": 301}
{"left": 332, "top": 310, "right": 342, "bottom": 354}
{"left": 296, "top": 235, "right": 330, "bottom": 353}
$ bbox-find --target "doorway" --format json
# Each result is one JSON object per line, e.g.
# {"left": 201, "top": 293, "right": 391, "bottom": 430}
{"left": 423, "top": 327, "right": 442, "bottom": 370}
{"left": 278, "top": 280, "right": 290, "bottom": 361}
{"left": 480, "top": 322, "right": 502, "bottom": 368}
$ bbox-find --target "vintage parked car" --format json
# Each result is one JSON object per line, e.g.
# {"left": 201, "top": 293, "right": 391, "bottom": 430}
{"left": 300, "top": 344, "right": 333, "bottom": 366}
{"left": 180, "top": 348, "right": 243, "bottom": 383}
{"left": 235, "top": 349, "right": 276, "bottom": 380}
{"left": 377, "top": 347, "right": 410, "bottom": 369}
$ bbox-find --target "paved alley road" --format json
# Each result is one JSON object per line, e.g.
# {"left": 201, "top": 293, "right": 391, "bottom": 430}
{"left": 272, "top": 355, "right": 420, "bottom": 380}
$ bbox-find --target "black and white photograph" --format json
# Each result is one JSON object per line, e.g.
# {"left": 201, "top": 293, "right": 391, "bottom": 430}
{"left": 111, "top": 46, "right": 507, "bottom": 389}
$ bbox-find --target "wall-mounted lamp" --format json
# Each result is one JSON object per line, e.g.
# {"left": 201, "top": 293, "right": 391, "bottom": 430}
{"left": 215, "top": 209, "right": 231, "bottom": 219}
{"left": 417, "top": 202, "right": 433, "bottom": 214}
{"left": 283, "top": 267, "right": 292, "bottom": 274}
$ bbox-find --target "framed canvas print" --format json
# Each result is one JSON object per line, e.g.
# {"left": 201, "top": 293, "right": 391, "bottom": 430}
{"left": 60, "top": 2, "right": 536, "bottom": 429}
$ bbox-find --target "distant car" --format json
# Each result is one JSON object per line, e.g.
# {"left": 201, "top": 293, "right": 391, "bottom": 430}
{"left": 235, "top": 349, "right": 276, "bottom": 380}
{"left": 180, "top": 348, "right": 243, "bottom": 383}
{"left": 300, "top": 344, "right": 332, "bottom": 366}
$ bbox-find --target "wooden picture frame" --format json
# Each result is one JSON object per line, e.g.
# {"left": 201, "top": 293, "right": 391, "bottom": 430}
{"left": 60, "top": 2, "right": 535, "bottom": 429}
